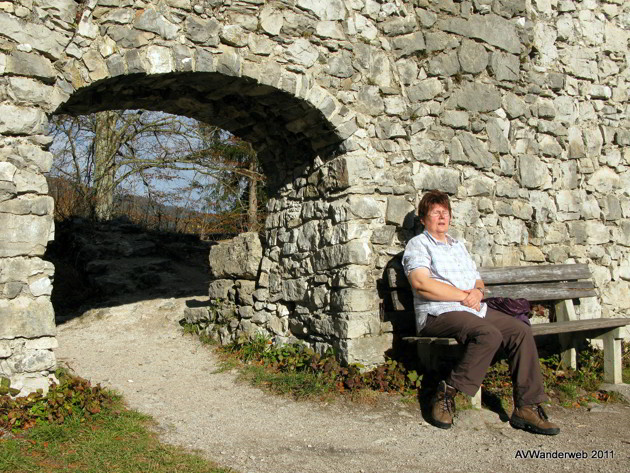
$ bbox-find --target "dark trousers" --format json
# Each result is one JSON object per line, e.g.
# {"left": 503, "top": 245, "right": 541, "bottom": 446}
{"left": 421, "top": 308, "right": 548, "bottom": 407}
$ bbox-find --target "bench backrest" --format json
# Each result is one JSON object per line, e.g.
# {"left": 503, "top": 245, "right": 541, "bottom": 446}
{"left": 383, "top": 260, "right": 595, "bottom": 315}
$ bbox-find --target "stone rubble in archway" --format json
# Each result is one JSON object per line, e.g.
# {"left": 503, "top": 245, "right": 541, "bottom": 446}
{"left": 1, "top": 0, "right": 629, "bottom": 393}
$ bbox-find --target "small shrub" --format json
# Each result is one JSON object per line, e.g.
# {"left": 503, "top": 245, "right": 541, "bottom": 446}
{"left": 0, "top": 369, "right": 116, "bottom": 433}
{"left": 219, "top": 336, "right": 421, "bottom": 399}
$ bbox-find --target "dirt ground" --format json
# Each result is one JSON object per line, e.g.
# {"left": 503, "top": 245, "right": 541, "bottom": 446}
{"left": 54, "top": 294, "right": 630, "bottom": 473}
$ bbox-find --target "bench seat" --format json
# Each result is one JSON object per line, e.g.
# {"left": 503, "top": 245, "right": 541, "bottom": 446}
{"left": 383, "top": 260, "right": 630, "bottom": 408}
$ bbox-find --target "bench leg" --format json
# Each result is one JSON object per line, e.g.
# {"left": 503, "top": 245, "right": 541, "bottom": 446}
{"left": 555, "top": 299, "right": 577, "bottom": 370}
{"left": 601, "top": 328, "right": 623, "bottom": 384}
{"left": 471, "top": 387, "right": 481, "bottom": 409}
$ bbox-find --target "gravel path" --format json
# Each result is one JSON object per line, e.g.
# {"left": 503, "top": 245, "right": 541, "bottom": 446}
{"left": 55, "top": 296, "right": 630, "bottom": 473}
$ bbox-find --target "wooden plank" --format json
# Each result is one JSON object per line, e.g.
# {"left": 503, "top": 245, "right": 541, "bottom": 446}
{"left": 530, "top": 318, "right": 630, "bottom": 336}
{"left": 403, "top": 319, "right": 629, "bottom": 345}
{"left": 387, "top": 266, "right": 410, "bottom": 289}
{"left": 479, "top": 264, "right": 591, "bottom": 285}
{"left": 386, "top": 264, "right": 593, "bottom": 289}
{"left": 485, "top": 281, "right": 596, "bottom": 301}
{"left": 390, "top": 290, "right": 413, "bottom": 311}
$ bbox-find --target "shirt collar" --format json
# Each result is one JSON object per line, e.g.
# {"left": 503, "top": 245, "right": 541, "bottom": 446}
{"left": 423, "top": 229, "right": 457, "bottom": 246}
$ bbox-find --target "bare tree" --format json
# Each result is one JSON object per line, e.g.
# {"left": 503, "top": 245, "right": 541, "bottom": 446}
{"left": 49, "top": 110, "right": 265, "bottom": 231}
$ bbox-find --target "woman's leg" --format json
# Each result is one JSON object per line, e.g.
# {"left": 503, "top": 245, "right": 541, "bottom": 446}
{"left": 421, "top": 311, "right": 502, "bottom": 396}
{"left": 483, "top": 308, "right": 548, "bottom": 407}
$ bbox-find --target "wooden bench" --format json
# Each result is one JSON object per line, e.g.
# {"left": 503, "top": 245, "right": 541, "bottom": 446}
{"left": 382, "top": 260, "right": 629, "bottom": 408}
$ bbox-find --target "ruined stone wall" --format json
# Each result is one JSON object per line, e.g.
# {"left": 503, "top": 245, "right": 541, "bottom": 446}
{"left": 1, "top": 1, "right": 629, "bottom": 390}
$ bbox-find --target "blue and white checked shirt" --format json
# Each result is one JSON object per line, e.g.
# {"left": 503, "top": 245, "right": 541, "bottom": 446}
{"left": 402, "top": 230, "right": 487, "bottom": 332}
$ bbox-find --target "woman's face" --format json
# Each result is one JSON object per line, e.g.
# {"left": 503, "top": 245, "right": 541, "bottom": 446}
{"left": 421, "top": 203, "right": 451, "bottom": 239}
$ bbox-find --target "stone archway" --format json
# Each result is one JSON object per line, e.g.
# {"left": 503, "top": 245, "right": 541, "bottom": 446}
{"left": 2, "top": 0, "right": 630, "bottom": 394}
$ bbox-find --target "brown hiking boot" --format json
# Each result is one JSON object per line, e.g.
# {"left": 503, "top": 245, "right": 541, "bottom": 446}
{"left": 430, "top": 380, "right": 457, "bottom": 429}
{"left": 510, "top": 404, "right": 560, "bottom": 435}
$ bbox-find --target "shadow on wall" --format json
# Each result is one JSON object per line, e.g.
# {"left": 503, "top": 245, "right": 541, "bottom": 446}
{"left": 45, "top": 217, "right": 212, "bottom": 324}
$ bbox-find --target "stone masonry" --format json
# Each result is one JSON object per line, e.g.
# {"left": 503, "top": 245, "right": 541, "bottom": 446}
{"left": 1, "top": 0, "right": 629, "bottom": 392}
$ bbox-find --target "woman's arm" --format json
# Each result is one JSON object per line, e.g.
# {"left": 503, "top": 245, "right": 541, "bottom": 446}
{"left": 408, "top": 267, "right": 468, "bottom": 302}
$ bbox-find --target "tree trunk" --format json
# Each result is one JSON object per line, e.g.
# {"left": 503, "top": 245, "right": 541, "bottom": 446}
{"left": 247, "top": 158, "right": 258, "bottom": 232}
{"left": 92, "top": 111, "right": 118, "bottom": 221}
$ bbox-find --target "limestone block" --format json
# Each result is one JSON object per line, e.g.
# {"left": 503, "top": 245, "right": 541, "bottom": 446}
{"left": 0, "top": 195, "right": 54, "bottom": 215}
{"left": 538, "top": 135, "right": 562, "bottom": 158}
{"left": 407, "top": 78, "right": 443, "bottom": 102}
{"left": 502, "top": 92, "right": 527, "bottom": 119}
{"left": 6, "top": 348, "right": 56, "bottom": 374}
{"left": 560, "top": 48, "right": 598, "bottom": 80}
{"left": 439, "top": 14, "right": 520, "bottom": 54}
{"left": 500, "top": 217, "right": 527, "bottom": 245}
{"left": 344, "top": 333, "right": 393, "bottom": 365}
{"left": 0, "top": 162, "right": 17, "bottom": 183}
{"left": 546, "top": 246, "right": 569, "bottom": 264}
{"left": 465, "top": 176, "right": 493, "bottom": 197}
{"left": 601, "top": 281, "right": 630, "bottom": 310}
{"left": 454, "top": 83, "right": 501, "bottom": 113}
{"left": 237, "top": 280, "right": 257, "bottom": 306}
{"left": 486, "top": 118, "right": 509, "bottom": 154}
{"left": 391, "top": 32, "right": 425, "bottom": 58}
{"left": 313, "top": 240, "right": 372, "bottom": 271}
{"left": 0, "top": 296, "right": 55, "bottom": 339}
{"left": 208, "top": 279, "right": 234, "bottom": 300}
{"left": 604, "top": 22, "right": 630, "bottom": 53}
{"left": 518, "top": 155, "right": 548, "bottom": 189}
{"left": 331, "top": 289, "right": 378, "bottom": 312}
{"left": 0, "top": 106, "right": 47, "bottom": 135}
{"left": 333, "top": 265, "right": 369, "bottom": 288}
{"left": 587, "top": 168, "right": 619, "bottom": 194}
{"left": 146, "top": 46, "right": 174, "bottom": 74}
{"left": 453, "top": 200, "right": 480, "bottom": 226}
{"left": 410, "top": 133, "right": 446, "bottom": 165}
{"left": 459, "top": 39, "right": 488, "bottom": 74}
{"left": 385, "top": 196, "right": 415, "bottom": 226}
{"left": 412, "top": 166, "right": 460, "bottom": 194}
{"left": 313, "top": 20, "right": 343, "bottom": 40}
{"left": 450, "top": 133, "right": 494, "bottom": 170}
{"left": 287, "top": 38, "right": 318, "bottom": 67}
{"left": 281, "top": 278, "right": 308, "bottom": 302}
{"left": 209, "top": 232, "right": 262, "bottom": 280}
{"left": 259, "top": 5, "right": 284, "bottom": 36}
{"left": 489, "top": 51, "right": 519, "bottom": 82}
{"left": 220, "top": 25, "right": 248, "bottom": 48}
{"left": 135, "top": 8, "right": 179, "bottom": 40}
{"left": 424, "top": 31, "right": 459, "bottom": 52}
{"left": 14, "top": 169, "right": 48, "bottom": 195}
{"left": 349, "top": 13, "right": 378, "bottom": 42}
{"left": 427, "top": 50, "right": 460, "bottom": 77}
{"left": 604, "top": 196, "right": 622, "bottom": 221}
{"left": 0, "top": 11, "right": 69, "bottom": 59}
{"left": 0, "top": 214, "right": 52, "bottom": 257}
{"left": 612, "top": 221, "right": 630, "bottom": 247}
{"left": 326, "top": 222, "right": 370, "bottom": 246}
{"left": 297, "top": 0, "right": 346, "bottom": 21}
{"left": 496, "top": 178, "right": 519, "bottom": 198}
{"left": 347, "top": 195, "right": 382, "bottom": 219}
{"left": 521, "top": 245, "right": 545, "bottom": 262}
{"left": 441, "top": 111, "right": 469, "bottom": 129}
{"left": 185, "top": 16, "right": 220, "bottom": 44}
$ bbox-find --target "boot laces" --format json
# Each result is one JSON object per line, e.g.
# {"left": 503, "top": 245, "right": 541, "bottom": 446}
{"left": 440, "top": 384, "right": 455, "bottom": 414}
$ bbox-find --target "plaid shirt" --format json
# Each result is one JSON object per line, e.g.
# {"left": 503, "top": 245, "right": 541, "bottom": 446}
{"left": 402, "top": 230, "right": 487, "bottom": 332}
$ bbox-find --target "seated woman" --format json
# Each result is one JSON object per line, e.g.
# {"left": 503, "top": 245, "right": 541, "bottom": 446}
{"left": 402, "top": 190, "right": 559, "bottom": 435}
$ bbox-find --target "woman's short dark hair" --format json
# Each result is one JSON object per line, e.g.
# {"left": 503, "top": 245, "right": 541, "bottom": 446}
{"left": 418, "top": 190, "right": 452, "bottom": 220}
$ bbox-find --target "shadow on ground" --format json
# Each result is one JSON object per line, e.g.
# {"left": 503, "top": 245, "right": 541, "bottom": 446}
{"left": 46, "top": 218, "right": 213, "bottom": 324}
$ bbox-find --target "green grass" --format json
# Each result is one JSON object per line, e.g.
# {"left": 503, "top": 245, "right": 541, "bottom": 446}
{"left": 0, "top": 402, "right": 234, "bottom": 473}
{"left": 240, "top": 364, "right": 338, "bottom": 399}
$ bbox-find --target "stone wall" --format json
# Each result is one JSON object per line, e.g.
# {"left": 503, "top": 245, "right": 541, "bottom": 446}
{"left": 1, "top": 0, "right": 629, "bottom": 390}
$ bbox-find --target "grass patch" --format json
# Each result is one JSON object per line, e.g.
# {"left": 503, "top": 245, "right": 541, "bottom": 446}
{"left": 0, "top": 408, "right": 234, "bottom": 473}
{"left": 0, "top": 370, "right": 234, "bottom": 473}
{"left": 483, "top": 344, "right": 630, "bottom": 409}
